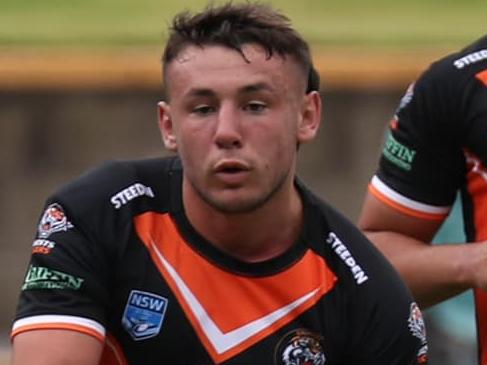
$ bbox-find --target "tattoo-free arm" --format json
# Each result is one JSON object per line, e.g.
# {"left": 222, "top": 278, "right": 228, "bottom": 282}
{"left": 359, "top": 192, "right": 487, "bottom": 308}
{"left": 11, "top": 330, "right": 103, "bottom": 365}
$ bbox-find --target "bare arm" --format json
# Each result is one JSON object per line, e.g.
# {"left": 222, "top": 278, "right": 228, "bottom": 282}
{"left": 11, "top": 330, "right": 103, "bottom": 365}
{"left": 359, "top": 192, "right": 487, "bottom": 308}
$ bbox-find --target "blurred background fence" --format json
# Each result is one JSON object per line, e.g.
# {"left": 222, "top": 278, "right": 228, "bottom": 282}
{"left": 2, "top": 0, "right": 487, "bottom": 363}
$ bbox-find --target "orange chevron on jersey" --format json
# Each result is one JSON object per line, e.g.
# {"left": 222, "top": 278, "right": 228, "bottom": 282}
{"left": 475, "top": 289, "right": 487, "bottom": 365}
{"left": 465, "top": 151, "right": 487, "bottom": 241}
{"left": 476, "top": 69, "right": 487, "bottom": 86}
{"left": 134, "top": 212, "right": 337, "bottom": 364}
{"left": 465, "top": 152, "right": 487, "bottom": 365}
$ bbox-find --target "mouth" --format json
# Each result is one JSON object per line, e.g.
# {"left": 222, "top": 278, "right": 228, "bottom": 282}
{"left": 214, "top": 160, "right": 250, "bottom": 174}
{"left": 213, "top": 160, "right": 251, "bottom": 184}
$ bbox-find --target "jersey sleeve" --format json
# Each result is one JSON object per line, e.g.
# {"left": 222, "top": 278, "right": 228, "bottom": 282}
{"left": 369, "top": 60, "right": 467, "bottom": 221}
{"left": 348, "top": 242, "right": 428, "bottom": 365}
{"left": 10, "top": 161, "right": 134, "bottom": 342}
{"left": 11, "top": 198, "right": 111, "bottom": 342}
{"left": 323, "top": 205, "right": 428, "bottom": 364}
{"left": 464, "top": 69, "right": 487, "bottom": 162}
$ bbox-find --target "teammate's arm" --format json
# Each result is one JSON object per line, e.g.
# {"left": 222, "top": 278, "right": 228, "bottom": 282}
{"left": 359, "top": 192, "right": 487, "bottom": 308}
{"left": 11, "top": 330, "right": 103, "bottom": 365}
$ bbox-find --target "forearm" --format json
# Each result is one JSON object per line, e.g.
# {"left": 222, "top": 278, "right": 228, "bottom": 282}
{"left": 364, "top": 230, "right": 482, "bottom": 308}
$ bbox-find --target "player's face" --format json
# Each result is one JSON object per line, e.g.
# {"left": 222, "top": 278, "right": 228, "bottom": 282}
{"left": 158, "top": 44, "right": 321, "bottom": 213}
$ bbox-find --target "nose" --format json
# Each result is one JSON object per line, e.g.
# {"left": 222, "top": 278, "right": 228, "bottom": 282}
{"left": 214, "top": 104, "right": 242, "bottom": 149}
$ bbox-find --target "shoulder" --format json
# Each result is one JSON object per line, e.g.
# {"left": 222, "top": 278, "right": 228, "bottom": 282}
{"left": 301, "top": 185, "right": 425, "bottom": 361}
{"left": 300, "top": 183, "right": 393, "bottom": 286}
{"left": 301, "top": 183, "right": 373, "bottom": 252}
{"left": 451, "top": 34, "right": 487, "bottom": 72}
{"left": 46, "top": 156, "right": 181, "bottom": 235}
{"left": 418, "top": 35, "right": 487, "bottom": 92}
{"left": 57, "top": 156, "right": 177, "bottom": 203}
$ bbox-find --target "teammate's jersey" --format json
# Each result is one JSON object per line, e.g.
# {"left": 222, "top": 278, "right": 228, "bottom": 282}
{"left": 369, "top": 34, "right": 487, "bottom": 364}
{"left": 13, "top": 156, "right": 426, "bottom": 364}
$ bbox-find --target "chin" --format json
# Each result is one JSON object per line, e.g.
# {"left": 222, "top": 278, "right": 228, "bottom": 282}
{"left": 205, "top": 192, "right": 268, "bottom": 214}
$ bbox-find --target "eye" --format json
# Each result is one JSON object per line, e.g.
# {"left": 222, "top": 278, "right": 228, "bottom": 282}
{"left": 244, "top": 102, "right": 267, "bottom": 113}
{"left": 192, "top": 105, "right": 215, "bottom": 115}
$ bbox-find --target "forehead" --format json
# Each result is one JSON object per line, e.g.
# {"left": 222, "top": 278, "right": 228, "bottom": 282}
{"left": 164, "top": 44, "right": 305, "bottom": 97}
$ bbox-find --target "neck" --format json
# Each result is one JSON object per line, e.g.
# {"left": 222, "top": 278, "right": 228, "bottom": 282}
{"left": 183, "top": 179, "right": 304, "bottom": 263}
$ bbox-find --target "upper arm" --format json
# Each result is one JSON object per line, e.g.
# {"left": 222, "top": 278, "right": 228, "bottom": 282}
{"left": 358, "top": 190, "right": 445, "bottom": 272}
{"left": 11, "top": 330, "right": 103, "bottom": 365}
{"left": 12, "top": 199, "right": 109, "bottom": 346}
{"left": 333, "top": 221, "right": 428, "bottom": 364}
{"left": 359, "top": 190, "right": 443, "bottom": 242}
{"left": 365, "top": 64, "right": 464, "bottom": 230}
{"left": 354, "top": 298, "right": 428, "bottom": 365}
{"left": 359, "top": 66, "right": 463, "bottom": 243}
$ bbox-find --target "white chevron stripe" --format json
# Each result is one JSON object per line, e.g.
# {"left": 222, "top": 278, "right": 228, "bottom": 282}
{"left": 151, "top": 240, "right": 319, "bottom": 354}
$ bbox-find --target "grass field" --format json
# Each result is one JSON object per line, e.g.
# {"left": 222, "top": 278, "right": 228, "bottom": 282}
{"left": 2, "top": 0, "right": 486, "bottom": 90}
{"left": 1, "top": 0, "right": 486, "bottom": 48}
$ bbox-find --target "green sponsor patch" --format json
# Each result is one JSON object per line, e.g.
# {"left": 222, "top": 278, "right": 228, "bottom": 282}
{"left": 383, "top": 132, "right": 417, "bottom": 171}
{"left": 22, "top": 265, "right": 84, "bottom": 290}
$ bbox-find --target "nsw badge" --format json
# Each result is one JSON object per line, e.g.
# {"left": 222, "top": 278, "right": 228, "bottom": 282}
{"left": 122, "top": 290, "right": 168, "bottom": 340}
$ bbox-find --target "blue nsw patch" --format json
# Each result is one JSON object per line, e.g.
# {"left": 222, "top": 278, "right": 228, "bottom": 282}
{"left": 122, "top": 290, "right": 168, "bottom": 340}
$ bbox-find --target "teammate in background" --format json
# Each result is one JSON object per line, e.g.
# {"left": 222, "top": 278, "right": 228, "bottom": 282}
{"left": 10, "top": 2, "right": 426, "bottom": 364}
{"left": 359, "top": 35, "right": 487, "bottom": 364}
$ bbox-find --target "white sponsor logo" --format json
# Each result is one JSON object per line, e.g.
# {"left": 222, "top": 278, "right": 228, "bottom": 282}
{"left": 453, "top": 49, "right": 487, "bottom": 69}
{"left": 110, "top": 183, "right": 155, "bottom": 209}
{"left": 32, "top": 239, "right": 56, "bottom": 254}
{"left": 32, "top": 239, "right": 56, "bottom": 249}
{"left": 326, "top": 232, "right": 368, "bottom": 285}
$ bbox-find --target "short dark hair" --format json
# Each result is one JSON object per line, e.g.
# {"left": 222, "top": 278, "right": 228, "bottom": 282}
{"left": 162, "top": 2, "right": 320, "bottom": 93}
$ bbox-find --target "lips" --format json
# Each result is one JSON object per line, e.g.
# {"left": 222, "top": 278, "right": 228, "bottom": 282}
{"left": 213, "top": 160, "right": 251, "bottom": 185}
{"left": 213, "top": 160, "right": 250, "bottom": 174}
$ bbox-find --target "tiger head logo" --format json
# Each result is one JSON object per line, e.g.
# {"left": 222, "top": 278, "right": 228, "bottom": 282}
{"left": 275, "top": 329, "right": 326, "bottom": 365}
{"left": 38, "top": 203, "right": 73, "bottom": 238}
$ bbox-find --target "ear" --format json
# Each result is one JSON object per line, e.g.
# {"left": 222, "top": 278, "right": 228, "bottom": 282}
{"left": 157, "top": 101, "right": 178, "bottom": 152}
{"left": 297, "top": 91, "right": 322, "bottom": 143}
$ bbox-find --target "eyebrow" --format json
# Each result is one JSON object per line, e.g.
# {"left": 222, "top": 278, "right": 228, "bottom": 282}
{"left": 185, "top": 88, "right": 215, "bottom": 99}
{"left": 240, "top": 82, "right": 276, "bottom": 94}
{"left": 184, "top": 82, "right": 276, "bottom": 99}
